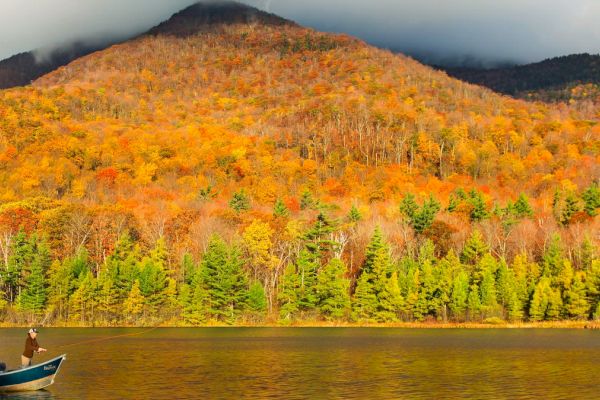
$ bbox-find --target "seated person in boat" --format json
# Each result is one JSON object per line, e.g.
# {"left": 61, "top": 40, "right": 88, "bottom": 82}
{"left": 21, "top": 328, "right": 47, "bottom": 367}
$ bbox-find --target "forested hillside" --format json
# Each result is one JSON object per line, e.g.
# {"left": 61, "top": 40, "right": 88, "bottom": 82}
{"left": 0, "top": 2, "right": 598, "bottom": 326}
{"left": 441, "top": 53, "right": 600, "bottom": 104}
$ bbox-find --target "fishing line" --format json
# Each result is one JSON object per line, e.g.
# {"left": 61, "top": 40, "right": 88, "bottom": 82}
{"left": 54, "top": 326, "right": 160, "bottom": 350}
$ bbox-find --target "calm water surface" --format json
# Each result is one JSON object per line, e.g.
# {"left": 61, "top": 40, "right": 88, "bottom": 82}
{"left": 0, "top": 328, "right": 598, "bottom": 399}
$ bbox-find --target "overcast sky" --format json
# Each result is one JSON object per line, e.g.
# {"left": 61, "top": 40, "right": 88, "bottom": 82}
{"left": 1, "top": 0, "right": 600, "bottom": 66}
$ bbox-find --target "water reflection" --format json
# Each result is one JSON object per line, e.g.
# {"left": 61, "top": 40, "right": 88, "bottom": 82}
{"left": 0, "top": 390, "right": 55, "bottom": 400}
{"left": 0, "top": 328, "right": 598, "bottom": 399}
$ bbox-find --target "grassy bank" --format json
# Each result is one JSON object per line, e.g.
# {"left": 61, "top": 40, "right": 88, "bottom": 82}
{"left": 2, "top": 320, "right": 599, "bottom": 329}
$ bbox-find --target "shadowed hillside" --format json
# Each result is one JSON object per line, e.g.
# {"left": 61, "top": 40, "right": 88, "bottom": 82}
{"left": 0, "top": 42, "right": 109, "bottom": 89}
{"left": 440, "top": 53, "right": 600, "bottom": 103}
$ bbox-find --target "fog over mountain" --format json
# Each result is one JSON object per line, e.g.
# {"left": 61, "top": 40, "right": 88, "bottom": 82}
{"left": 1, "top": 0, "right": 600, "bottom": 67}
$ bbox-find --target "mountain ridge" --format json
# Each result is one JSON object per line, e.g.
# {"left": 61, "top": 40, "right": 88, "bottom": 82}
{"left": 438, "top": 53, "right": 600, "bottom": 103}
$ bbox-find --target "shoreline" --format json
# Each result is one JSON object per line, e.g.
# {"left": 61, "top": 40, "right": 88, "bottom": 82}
{"left": 1, "top": 321, "right": 599, "bottom": 329}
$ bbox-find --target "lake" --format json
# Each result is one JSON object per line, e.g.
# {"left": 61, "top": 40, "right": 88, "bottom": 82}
{"left": 0, "top": 328, "right": 598, "bottom": 399}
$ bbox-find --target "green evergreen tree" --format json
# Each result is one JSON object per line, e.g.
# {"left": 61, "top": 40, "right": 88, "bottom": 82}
{"left": 352, "top": 228, "right": 403, "bottom": 322}
{"left": 479, "top": 267, "right": 499, "bottom": 318}
{"left": 564, "top": 272, "right": 589, "bottom": 319}
{"left": 296, "top": 249, "right": 319, "bottom": 310}
{"left": 467, "top": 284, "right": 482, "bottom": 321}
{"left": 560, "top": 192, "right": 581, "bottom": 225}
{"left": 468, "top": 189, "right": 490, "bottom": 222}
{"left": 273, "top": 198, "right": 290, "bottom": 218}
{"left": 105, "top": 231, "right": 141, "bottom": 302}
{"left": 399, "top": 193, "right": 419, "bottom": 222}
{"left": 123, "top": 280, "right": 145, "bottom": 322}
{"left": 68, "top": 272, "right": 97, "bottom": 324}
{"left": 138, "top": 239, "right": 170, "bottom": 314}
{"left": 200, "top": 236, "right": 249, "bottom": 323}
{"left": 229, "top": 189, "right": 251, "bottom": 213}
{"left": 582, "top": 183, "right": 600, "bottom": 216}
{"left": 278, "top": 263, "right": 301, "bottom": 321}
{"left": 316, "top": 258, "right": 351, "bottom": 320}
{"left": 6, "top": 229, "right": 32, "bottom": 303}
{"left": 546, "top": 288, "right": 563, "bottom": 320}
{"left": 247, "top": 281, "right": 267, "bottom": 314}
{"left": 348, "top": 204, "right": 362, "bottom": 223}
{"left": 542, "top": 234, "right": 565, "bottom": 278}
{"left": 461, "top": 230, "right": 489, "bottom": 265}
{"left": 579, "top": 236, "right": 596, "bottom": 271}
{"left": 450, "top": 271, "right": 469, "bottom": 320}
{"left": 300, "top": 190, "right": 316, "bottom": 210}
{"left": 303, "top": 212, "right": 338, "bottom": 259}
{"left": 529, "top": 278, "right": 550, "bottom": 321}
{"left": 513, "top": 193, "right": 534, "bottom": 218}
{"left": 412, "top": 195, "right": 441, "bottom": 234}
{"left": 181, "top": 253, "right": 197, "bottom": 285}
{"left": 507, "top": 291, "right": 524, "bottom": 321}
{"left": 18, "top": 236, "right": 51, "bottom": 317}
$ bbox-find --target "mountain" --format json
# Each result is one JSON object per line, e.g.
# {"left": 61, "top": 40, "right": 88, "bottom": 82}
{"left": 0, "top": 2, "right": 294, "bottom": 90}
{"left": 439, "top": 53, "right": 600, "bottom": 103}
{"left": 0, "top": 2, "right": 598, "bottom": 326}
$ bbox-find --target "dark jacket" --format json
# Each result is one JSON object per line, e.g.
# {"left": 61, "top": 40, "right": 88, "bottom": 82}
{"left": 23, "top": 334, "right": 40, "bottom": 358}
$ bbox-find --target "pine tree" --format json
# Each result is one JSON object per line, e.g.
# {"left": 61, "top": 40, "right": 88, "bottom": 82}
{"left": 582, "top": 183, "right": 600, "bottom": 216}
{"left": 546, "top": 288, "right": 563, "bottom": 320}
{"left": 300, "top": 190, "right": 316, "bottom": 210}
{"left": 229, "top": 189, "right": 251, "bottom": 213}
{"left": 579, "top": 236, "right": 596, "bottom": 271}
{"left": 461, "top": 230, "right": 488, "bottom": 265}
{"left": 47, "top": 258, "right": 76, "bottom": 322}
{"left": 564, "top": 272, "right": 589, "bottom": 319}
{"left": 412, "top": 195, "right": 441, "bottom": 234}
{"left": 479, "top": 268, "right": 499, "bottom": 318}
{"left": 468, "top": 189, "right": 490, "bottom": 222}
{"left": 303, "top": 212, "right": 338, "bottom": 260}
{"left": 278, "top": 263, "right": 301, "bottom": 321}
{"left": 105, "top": 231, "right": 141, "bottom": 303}
{"left": 68, "top": 272, "right": 97, "bottom": 324}
{"left": 200, "top": 236, "right": 249, "bottom": 323}
{"left": 347, "top": 204, "right": 362, "bottom": 223}
{"left": 542, "top": 234, "right": 565, "bottom": 278}
{"left": 138, "top": 239, "right": 170, "bottom": 314}
{"left": 560, "top": 193, "right": 580, "bottom": 225}
{"left": 352, "top": 228, "right": 402, "bottom": 322}
{"left": 181, "top": 253, "right": 197, "bottom": 285}
{"left": 467, "top": 284, "right": 482, "bottom": 321}
{"left": 399, "top": 193, "right": 419, "bottom": 222}
{"left": 247, "top": 281, "right": 267, "bottom": 314}
{"left": 378, "top": 271, "right": 404, "bottom": 322}
{"left": 316, "top": 258, "right": 351, "bottom": 320}
{"left": 294, "top": 249, "right": 318, "bottom": 311}
{"left": 529, "top": 278, "right": 550, "bottom": 321}
{"left": 513, "top": 193, "right": 534, "bottom": 218}
{"left": 450, "top": 271, "right": 469, "bottom": 320}
{"left": 273, "top": 198, "right": 290, "bottom": 218}
{"left": 96, "top": 271, "right": 119, "bottom": 323}
{"left": 6, "top": 229, "right": 32, "bottom": 303}
{"left": 507, "top": 291, "right": 524, "bottom": 321}
{"left": 123, "top": 280, "right": 145, "bottom": 322}
{"left": 18, "top": 237, "right": 50, "bottom": 317}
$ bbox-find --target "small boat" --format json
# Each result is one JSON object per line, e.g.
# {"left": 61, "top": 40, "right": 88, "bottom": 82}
{"left": 0, "top": 354, "right": 66, "bottom": 392}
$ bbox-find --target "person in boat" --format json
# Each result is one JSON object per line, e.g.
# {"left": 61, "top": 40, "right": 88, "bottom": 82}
{"left": 21, "top": 328, "right": 47, "bottom": 367}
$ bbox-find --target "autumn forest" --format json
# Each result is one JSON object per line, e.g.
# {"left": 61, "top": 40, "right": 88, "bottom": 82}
{"left": 0, "top": 3, "right": 598, "bottom": 326}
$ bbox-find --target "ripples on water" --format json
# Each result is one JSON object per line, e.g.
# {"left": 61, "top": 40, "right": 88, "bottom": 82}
{"left": 0, "top": 328, "right": 598, "bottom": 399}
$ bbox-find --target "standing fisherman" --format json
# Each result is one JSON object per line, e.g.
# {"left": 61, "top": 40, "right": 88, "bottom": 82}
{"left": 21, "top": 328, "right": 47, "bottom": 368}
